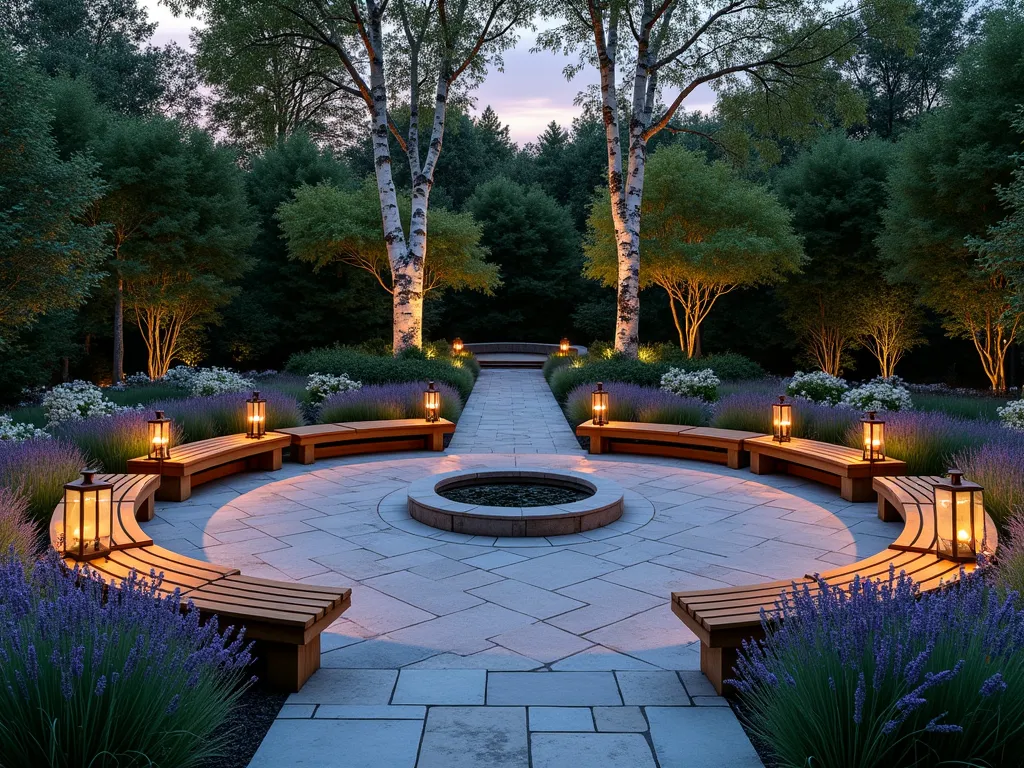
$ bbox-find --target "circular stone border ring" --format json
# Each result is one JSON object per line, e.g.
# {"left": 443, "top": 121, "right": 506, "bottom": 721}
{"left": 406, "top": 467, "right": 625, "bottom": 537}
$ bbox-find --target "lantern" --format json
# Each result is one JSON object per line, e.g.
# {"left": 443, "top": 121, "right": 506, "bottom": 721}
{"left": 559, "top": 337, "right": 571, "bottom": 355}
{"left": 933, "top": 469, "right": 986, "bottom": 562}
{"left": 452, "top": 337, "right": 464, "bottom": 355}
{"left": 772, "top": 396, "right": 792, "bottom": 443}
{"left": 62, "top": 470, "right": 114, "bottom": 560}
{"left": 246, "top": 390, "right": 266, "bottom": 439}
{"left": 424, "top": 381, "right": 440, "bottom": 423}
{"left": 592, "top": 382, "right": 609, "bottom": 426}
{"left": 148, "top": 409, "right": 172, "bottom": 460}
{"left": 861, "top": 411, "right": 885, "bottom": 462}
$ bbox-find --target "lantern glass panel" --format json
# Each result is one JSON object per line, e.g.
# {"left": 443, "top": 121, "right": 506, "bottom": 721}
{"left": 560, "top": 338, "right": 570, "bottom": 355}
{"left": 933, "top": 474, "right": 985, "bottom": 562}
{"left": 592, "top": 383, "right": 609, "bottom": 426}
{"left": 772, "top": 398, "right": 792, "bottom": 443}
{"left": 424, "top": 382, "right": 440, "bottom": 422}
{"left": 861, "top": 414, "right": 885, "bottom": 462}
{"left": 62, "top": 473, "right": 114, "bottom": 560}
{"left": 246, "top": 392, "right": 266, "bottom": 439}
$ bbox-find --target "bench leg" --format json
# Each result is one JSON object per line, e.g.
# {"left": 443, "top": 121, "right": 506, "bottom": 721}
{"left": 294, "top": 444, "right": 315, "bottom": 465}
{"left": 841, "top": 477, "right": 875, "bottom": 503}
{"left": 700, "top": 643, "right": 738, "bottom": 696}
{"left": 589, "top": 434, "right": 605, "bottom": 455}
{"left": 727, "top": 449, "right": 749, "bottom": 470}
{"left": 256, "top": 447, "right": 283, "bottom": 472}
{"left": 157, "top": 475, "right": 190, "bottom": 502}
{"left": 429, "top": 432, "right": 444, "bottom": 451}
{"left": 878, "top": 495, "right": 901, "bottom": 522}
{"left": 260, "top": 635, "right": 321, "bottom": 693}
{"left": 749, "top": 452, "right": 776, "bottom": 475}
{"left": 135, "top": 494, "right": 155, "bottom": 522}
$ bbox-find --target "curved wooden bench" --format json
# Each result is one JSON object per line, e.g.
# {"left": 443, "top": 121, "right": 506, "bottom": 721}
{"left": 745, "top": 435, "right": 907, "bottom": 502}
{"left": 576, "top": 420, "right": 764, "bottom": 470}
{"left": 126, "top": 432, "right": 292, "bottom": 501}
{"left": 49, "top": 472, "right": 351, "bottom": 692}
{"left": 671, "top": 476, "right": 998, "bottom": 694}
{"left": 277, "top": 418, "right": 455, "bottom": 465}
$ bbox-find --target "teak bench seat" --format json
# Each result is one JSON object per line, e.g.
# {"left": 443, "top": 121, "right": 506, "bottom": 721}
{"left": 575, "top": 420, "right": 765, "bottom": 470}
{"left": 671, "top": 476, "right": 998, "bottom": 694}
{"left": 745, "top": 435, "right": 907, "bottom": 502}
{"left": 276, "top": 418, "right": 455, "bottom": 465}
{"left": 49, "top": 471, "right": 351, "bottom": 692}
{"left": 126, "top": 432, "right": 292, "bottom": 501}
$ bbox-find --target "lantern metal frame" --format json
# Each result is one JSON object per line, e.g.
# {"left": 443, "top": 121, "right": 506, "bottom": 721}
{"left": 772, "top": 396, "right": 792, "bottom": 443}
{"left": 452, "top": 337, "right": 464, "bottom": 355}
{"left": 932, "top": 469, "right": 986, "bottom": 563}
{"left": 592, "top": 382, "right": 609, "bottom": 426}
{"left": 246, "top": 390, "right": 267, "bottom": 439}
{"left": 148, "top": 409, "right": 172, "bottom": 460}
{"left": 861, "top": 411, "right": 886, "bottom": 462}
{"left": 62, "top": 470, "right": 114, "bottom": 561}
{"left": 559, "top": 337, "right": 571, "bottom": 355}
{"left": 424, "top": 381, "right": 441, "bottom": 423}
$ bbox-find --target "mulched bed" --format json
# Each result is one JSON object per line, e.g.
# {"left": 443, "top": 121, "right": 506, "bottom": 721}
{"left": 199, "top": 682, "right": 287, "bottom": 768}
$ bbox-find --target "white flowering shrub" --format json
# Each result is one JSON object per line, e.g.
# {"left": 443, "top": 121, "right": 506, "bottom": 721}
{"left": 787, "top": 371, "right": 849, "bottom": 405}
{"left": 42, "top": 381, "right": 121, "bottom": 427}
{"left": 660, "top": 367, "right": 721, "bottom": 401}
{"left": 187, "top": 367, "right": 254, "bottom": 397}
{"left": 998, "top": 400, "right": 1024, "bottom": 430}
{"left": 841, "top": 381, "right": 914, "bottom": 412}
{"left": 0, "top": 415, "right": 48, "bottom": 441}
{"left": 161, "top": 366, "right": 197, "bottom": 389}
{"left": 306, "top": 373, "right": 362, "bottom": 403}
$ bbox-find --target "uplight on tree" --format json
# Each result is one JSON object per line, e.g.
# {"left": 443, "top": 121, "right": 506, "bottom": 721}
{"left": 933, "top": 470, "right": 986, "bottom": 562}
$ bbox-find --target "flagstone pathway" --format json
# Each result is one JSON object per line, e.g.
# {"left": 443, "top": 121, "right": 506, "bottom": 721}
{"left": 143, "top": 369, "right": 901, "bottom": 767}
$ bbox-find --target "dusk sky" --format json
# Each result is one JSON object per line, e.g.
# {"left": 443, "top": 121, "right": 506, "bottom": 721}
{"left": 142, "top": 1, "right": 717, "bottom": 146}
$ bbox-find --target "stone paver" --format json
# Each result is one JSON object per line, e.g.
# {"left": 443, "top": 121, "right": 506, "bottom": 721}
{"left": 528, "top": 707, "right": 595, "bottom": 732}
{"left": 142, "top": 368, "right": 906, "bottom": 767}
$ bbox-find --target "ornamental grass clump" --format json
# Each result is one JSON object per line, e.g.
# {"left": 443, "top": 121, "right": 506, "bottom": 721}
{"left": 731, "top": 570, "right": 1024, "bottom": 768}
{"left": 0, "top": 438, "right": 85, "bottom": 525}
{"left": 565, "top": 383, "right": 710, "bottom": 426}
{"left": 0, "top": 552, "right": 254, "bottom": 767}
{"left": 318, "top": 382, "right": 463, "bottom": 423}
{"left": 660, "top": 367, "right": 720, "bottom": 401}
{"left": 0, "top": 487, "right": 39, "bottom": 567}
{"left": 54, "top": 410, "right": 184, "bottom": 474}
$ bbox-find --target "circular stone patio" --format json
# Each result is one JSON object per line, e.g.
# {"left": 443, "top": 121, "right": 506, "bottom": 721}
{"left": 140, "top": 370, "right": 901, "bottom": 768}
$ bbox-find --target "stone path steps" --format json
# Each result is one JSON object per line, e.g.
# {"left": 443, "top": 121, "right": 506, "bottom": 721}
{"left": 447, "top": 369, "right": 583, "bottom": 455}
{"left": 252, "top": 668, "right": 762, "bottom": 768}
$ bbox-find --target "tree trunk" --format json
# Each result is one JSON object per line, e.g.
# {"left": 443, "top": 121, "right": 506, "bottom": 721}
{"left": 113, "top": 276, "right": 124, "bottom": 383}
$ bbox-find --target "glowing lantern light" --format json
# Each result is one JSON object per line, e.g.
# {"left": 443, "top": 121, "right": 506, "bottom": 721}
{"left": 62, "top": 470, "right": 114, "bottom": 560}
{"left": 772, "top": 396, "right": 792, "bottom": 443}
{"left": 424, "top": 381, "right": 440, "bottom": 423}
{"left": 148, "top": 410, "right": 172, "bottom": 460}
{"left": 246, "top": 391, "right": 266, "bottom": 439}
{"left": 861, "top": 411, "right": 885, "bottom": 462}
{"left": 933, "top": 469, "right": 986, "bottom": 562}
{"left": 592, "top": 382, "right": 609, "bottom": 426}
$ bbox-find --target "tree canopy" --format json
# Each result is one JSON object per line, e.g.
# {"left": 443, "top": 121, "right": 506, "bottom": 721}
{"left": 586, "top": 145, "right": 802, "bottom": 357}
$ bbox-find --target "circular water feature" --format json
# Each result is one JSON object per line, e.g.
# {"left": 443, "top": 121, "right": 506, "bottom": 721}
{"left": 407, "top": 468, "right": 624, "bottom": 537}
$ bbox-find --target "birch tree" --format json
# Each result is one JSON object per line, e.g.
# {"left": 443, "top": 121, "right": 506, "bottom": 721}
{"left": 538, "top": 0, "right": 911, "bottom": 356}
{"left": 169, "top": 0, "right": 533, "bottom": 352}
{"left": 585, "top": 146, "right": 802, "bottom": 358}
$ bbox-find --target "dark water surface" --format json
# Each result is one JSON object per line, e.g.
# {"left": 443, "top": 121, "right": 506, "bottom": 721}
{"left": 440, "top": 482, "right": 592, "bottom": 507}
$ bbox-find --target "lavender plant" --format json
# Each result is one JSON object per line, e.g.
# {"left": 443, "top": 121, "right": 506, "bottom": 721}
{"left": 0, "top": 487, "right": 39, "bottom": 566}
{"left": 155, "top": 391, "right": 303, "bottom": 443}
{"left": 0, "top": 552, "right": 254, "bottom": 767}
{"left": 565, "top": 383, "right": 710, "bottom": 426}
{"left": 318, "top": 382, "right": 463, "bottom": 423}
{"left": 54, "top": 409, "right": 184, "bottom": 474}
{"left": 954, "top": 435, "right": 1024, "bottom": 529}
{"left": 731, "top": 570, "right": 1024, "bottom": 768}
{"left": 0, "top": 438, "right": 85, "bottom": 525}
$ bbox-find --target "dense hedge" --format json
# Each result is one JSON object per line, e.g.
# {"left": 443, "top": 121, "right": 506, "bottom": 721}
{"left": 547, "top": 352, "right": 764, "bottom": 403}
{"left": 286, "top": 346, "right": 478, "bottom": 401}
